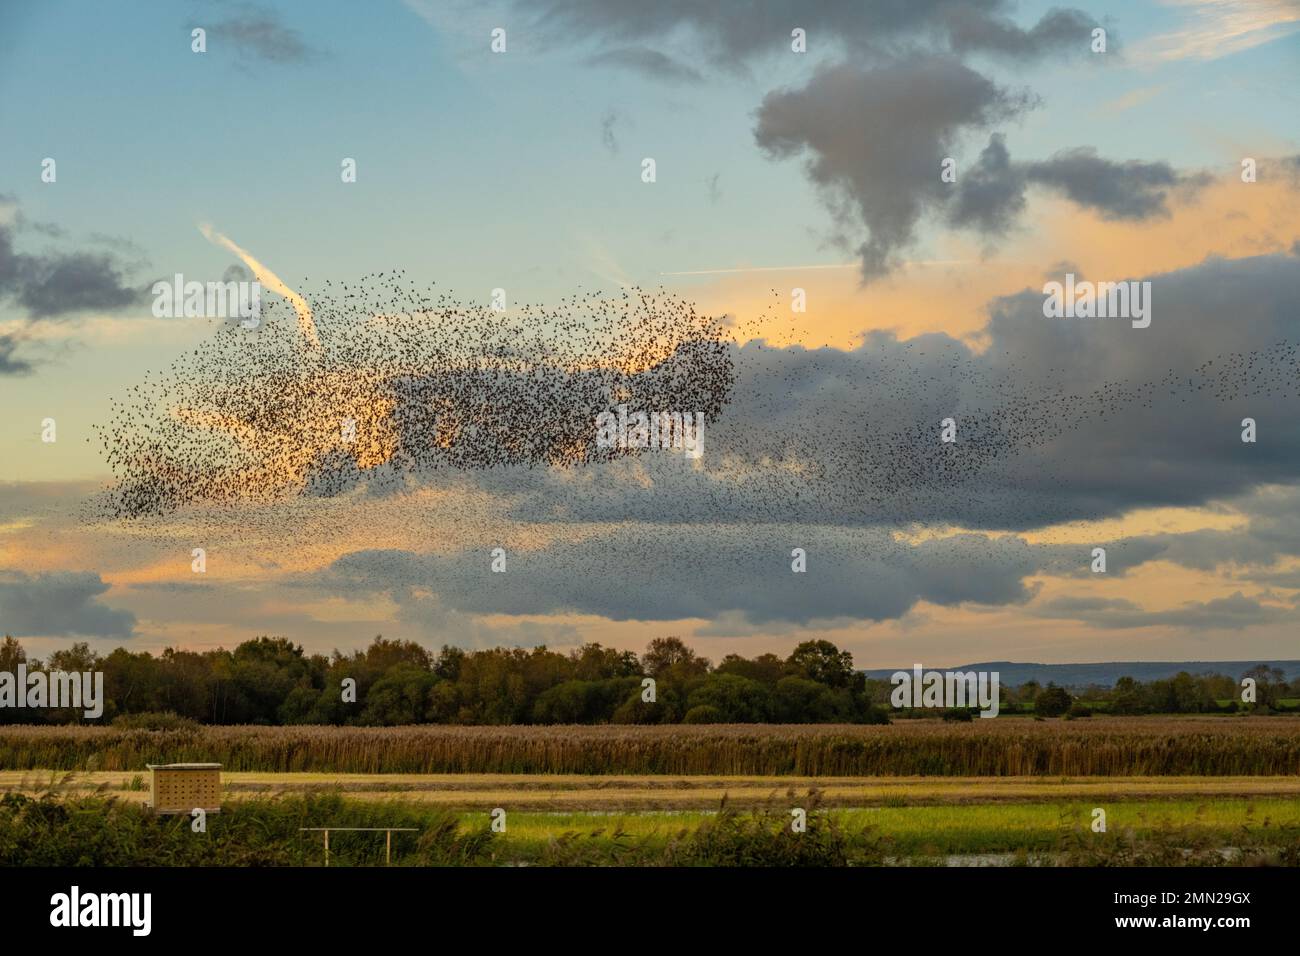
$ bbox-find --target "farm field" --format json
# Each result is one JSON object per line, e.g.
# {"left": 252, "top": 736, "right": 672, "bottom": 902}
{"left": 0, "top": 783, "right": 1296, "bottom": 866}
{"left": 3, "top": 719, "right": 1296, "bottom": 866}
{"left": 481, "top": 799, "right": 1300, "bottom": 861}
{"left": 4, "top": 770, "right": 1300, "bottom": 810}
{"left": 2, "top": 716, "right": 1298, "bottom": 775}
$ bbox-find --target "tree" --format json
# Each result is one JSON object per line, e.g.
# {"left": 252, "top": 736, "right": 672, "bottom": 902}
{"left": 1035, "top": 683, "right": 1072, "bottom": 717}
{"left": 1242, "top": 664, "right": 1286, "bottom": 709}
{"left": 1015, "top": 680, "right": 1042, "bottom": 713}
{"left": 0, "top": 636, "right": 26, "bottom": 672}
{"left": 686, "top": 673, "right": 772, "bottom": 723}
{"left": 642, "top": 637, "right": 710, "bottom": 680}
{"left": 47, "top": 642, "right": 101, "bottom": 673}
{"left": 570, "top": 643, "right": 640, "bottom": 681}
{"left": 785, "top": 640, "right": 856, "bottom": 689}
{"left": 1111, "top": 676, "right": 1145, "bottom": 715}
{"left": 359, "top": 664, "right": 436, "bottom": 726}
{"left": 716, "top": 653, "right": 784, "bottom": 686}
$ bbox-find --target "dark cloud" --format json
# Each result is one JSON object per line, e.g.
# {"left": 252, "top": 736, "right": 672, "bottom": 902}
{"left": 413, "top": 251, "right": 1300, "bottom": 539}
{"left": 942, "top": 5, "right": 1100, "bottom": 60}
{"left": 754, "top": 57, "right": 1033, "bottom": 279}
{"left": 945, "top": 133, "right": 1025, "bottom": 234}
{"left": 1024, "top": 148, "right": 1201, "bottom": 220}
{"left": 14, "top": 250, "right": 145, "bottom": 318}
{"left": 521, "top": 0, "right": 1102, "bottom": 68}
{"left": 756, "top": 62, "right": 1209, "bottom": 277}
{"left": 585, "top": 47, "right": 702, "bottom": 84}
{"left": 319, "top": 528, "right": 1040, "bottom": 626}
{"left": 0, "top": 331, "right": 33, "bottom": 375}
{"left": 0, "top": 571, "right": 135, "bottom": 639}
{"left": 207, "top": 11, "right": 317, "bottom": 65}
{"left": 950, "top": 134, "right": 1206, "bottom": 233}
{"left": 0, "top": 217, "right": 147, "bottom": 321}
{"left": 1036, "top": 592, "right": 1291, "bottom": 630}
{"left": 92, "top": 250, "right": 1300, "bottom": 632}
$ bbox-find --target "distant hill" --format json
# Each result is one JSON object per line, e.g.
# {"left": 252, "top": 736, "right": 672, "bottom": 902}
{"left": 862, "top": 660, "right": 1300, "bottom": 688}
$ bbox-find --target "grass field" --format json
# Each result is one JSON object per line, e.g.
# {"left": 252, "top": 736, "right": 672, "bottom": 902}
{"left": 3, "top": 718, "right": 1296, "bottom": 865}
{"left": 2, "top": 716, "right": 1299, "bottom": 775}
{"left": 1, "top": 781, "right": 1296, "bottom": 866}
{"left": 4, "top": 770, "right": 1300, "bottom": 809}
{"left": 483, "top": 799, "right": 1300, "bottom": 861}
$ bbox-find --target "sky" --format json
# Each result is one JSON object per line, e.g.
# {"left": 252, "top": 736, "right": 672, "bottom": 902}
{"left": 1, "top": 0, "right": 1298, "bottom": 668}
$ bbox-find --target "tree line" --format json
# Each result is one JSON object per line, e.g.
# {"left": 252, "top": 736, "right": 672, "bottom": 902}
{"left": 0, "top": 634, "right": 884, "bottom": 726}
{"left": 0, "top": 634, "right": 1292, "bottom": 726}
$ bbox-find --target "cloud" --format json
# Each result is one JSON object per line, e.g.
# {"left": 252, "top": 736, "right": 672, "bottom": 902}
{"left": 0, "top": 571, "right": 135, "bottom": 639}
{"left": 520, "top": 0, "right": 1102, "bottom": 69}
{"left": 318, "top": 528, "right": 1042, "bottom": 626}
{"left": 1018, "top": 148, "right": 1204, "bottom": 220}
{"left": 1036, "top": 591, "right": 1291, "bottom": 630}
{"left": 585, "top": 47, "right": 702, "bottom": 84}
{"left": 1093, "top": 83, "right": 1172, "bottom": 116}
{"left": 755, "top": 61, "right": 1211, "bottom": 278}
{"left": 754, "top": 57, "right": 1034, "bottom": 279}
{"left": 0, "top": 218, "right": 147, "bottom": 320}
{"left": 949, "top": 133, "right": 1208, "bottom": 234}
{"left": 1133, "top": 0, "right": 1300, "bottom": 63}
{"left": 206, "top": 9, "right": 318, "bottom": 65}
{"left": 413, "top": 247, "right": 1300, "bottom": 539}
{"left": 941, "top": 4, "right": 1101, "bottom": 59}
{"left": 0, "top": 332, "right": 33, "bottom": 375}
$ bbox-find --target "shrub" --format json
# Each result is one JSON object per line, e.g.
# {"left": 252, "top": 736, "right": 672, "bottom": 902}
{"left": 682, "top": 705, "right": 725, "bottom": 725}
{"left": 1035, "top": 685, "right": 1073, "bottom": 718}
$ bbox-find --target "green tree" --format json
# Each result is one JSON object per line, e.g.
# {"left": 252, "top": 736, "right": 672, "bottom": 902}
{"left": 785, "top": 640, "right": 857, "bottom": 688}
{"left": 642, "top": 637, "right": 710, "bottom": 679}
{"left": 686, "top": 673, "right": 772, "bottom": 723}
{"left": 1035, "top": 683, "right": 1072, "bottom": 717}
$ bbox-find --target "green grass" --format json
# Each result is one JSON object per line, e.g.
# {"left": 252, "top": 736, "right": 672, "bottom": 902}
{"left": 3, "top": 790, "right": 1296, "bottom": 866}
{"left": 470, "top": 797, "right": 1300, "bottom": 860}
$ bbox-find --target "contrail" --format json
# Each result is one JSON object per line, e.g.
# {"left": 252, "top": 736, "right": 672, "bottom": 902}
{"left": 198, "top": 223, "right": 321, "bottom": 353}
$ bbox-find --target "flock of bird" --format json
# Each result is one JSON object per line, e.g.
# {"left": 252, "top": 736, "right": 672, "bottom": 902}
{"left": 91, "top": 273, "right": 734, "bottom": 518}
{"left": 85, "top": 272, "right": 1300, "bottom": 601}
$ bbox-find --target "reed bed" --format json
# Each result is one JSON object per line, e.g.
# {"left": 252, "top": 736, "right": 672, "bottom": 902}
{"left": 0, "top": 718, "right": 1297, "bottom": 776}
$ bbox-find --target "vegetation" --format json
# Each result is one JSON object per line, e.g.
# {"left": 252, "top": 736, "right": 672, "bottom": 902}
{"left": 0, "top": 634, "right": 885, "bottom": 727}
{"left": 3, "top": 632, "right": 1292, "bottom": 727}
{"left": 970, "top": 666, "right": 1298, "bottom": 716}
{"left": 0, "top": 791, "right": 488, "bottom": 866}
{"left": 0, "top": 718, "right": 1296, "bottom": 775}
{"left": 1, "top": 790, "right": 1295, "bottom": 867}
